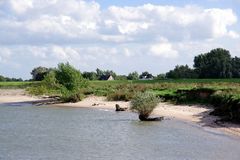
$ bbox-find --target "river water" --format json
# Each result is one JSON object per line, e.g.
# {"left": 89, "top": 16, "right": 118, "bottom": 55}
{"left": 0, "top": 103, "right": 240, "bottom": 160}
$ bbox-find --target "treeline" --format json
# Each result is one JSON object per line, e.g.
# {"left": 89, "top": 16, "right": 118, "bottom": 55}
{"left": 30, "top": 67, "right": 155, "bottom": 81}
{"left": 5, "top": 48, "right": 239, "bottom": 82}
{"left": 82, "top": 70, "right": 154, "bottom": 80}
{"left": 166, "top": 48, "right": 240, "bottom": 79}
{"left": 0, "top": 75, "right": 23, "bottom": 82}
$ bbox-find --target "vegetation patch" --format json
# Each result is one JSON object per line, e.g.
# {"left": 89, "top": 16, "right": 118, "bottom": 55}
{"left": 28, "top": 63, "right": 87, "bottom": 103}
{"left": 0, "top": 81, "right": 36, "bottom": 89}
{"left": 130, "top": 92, "right": 161, "bottom": 121}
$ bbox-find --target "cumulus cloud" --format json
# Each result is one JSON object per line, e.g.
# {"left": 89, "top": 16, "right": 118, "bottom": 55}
{"left": 103, "top": 4, "right": 238, "bottom": 41}
{"left": 0, "top": 0, "right": 239, "bottom": 78}
{"left": 0, "top": 1, "right": 238, "bottom": 45}
{"left": 150, "top": 41, "right": 178, "bottom": 58}
{"left": 9, "top": 0, "right": 33, "bottom": 14}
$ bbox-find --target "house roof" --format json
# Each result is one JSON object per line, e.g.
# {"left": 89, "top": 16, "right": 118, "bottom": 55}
{"left": 99, "top": 75, "right": 114, "bottom": 80}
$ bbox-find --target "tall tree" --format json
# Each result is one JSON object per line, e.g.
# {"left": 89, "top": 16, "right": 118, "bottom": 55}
{"left": 82, "top": 72, "right": 97, "bottom": 80}
{"left": 155, "top": 74, "right": 166, "bottom": 80}
{"left": 31, "top": 66, "right": 50, "bottom": 81}
{"left": 96, "top": 68, "right": 117, "bottom": 80}
{"left": 166, "top": 65, "right": 197, "bottom": 79}
{"left": 0, "top": 75, "right": 5, "bottom": 82}
{"left": 127, "top": 71, "right": 139, "bottom": 80}
{"left": 231, "top": 57, "right": 240, "bottom": 78}
{"left": 96, "top": 68, "right": 104, "bottom": 79}
{"left": 139, "top": 71, "right": 153, "bottom": 79}
{"left": 194, "top": 48, "right": 232, "bottom": 78}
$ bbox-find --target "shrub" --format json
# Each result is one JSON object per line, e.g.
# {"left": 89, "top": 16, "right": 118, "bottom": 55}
{"left": 130, "top": 92, "right": 159, "bottom": 120}
{"left": 27, "top": 84, "right": 49, "bottom": 96}
{"left": 42, "top": 70, "right": 60, "bottom": 89}
{"left": 107, "top": 90, "right": 135, "bottom": 101}
{"left": 27, "top": 63, "right": 88, "bottom": 103}
{"left": 55, "top": 63, "right": 88, "bottom": 91}
{"left": 60, "top": 89, "right": 84, "bottom": 103}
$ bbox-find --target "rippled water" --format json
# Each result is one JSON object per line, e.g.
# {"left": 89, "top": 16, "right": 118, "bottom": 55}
{"left": 0, "top": 104, "right": 240, "bottom": 160}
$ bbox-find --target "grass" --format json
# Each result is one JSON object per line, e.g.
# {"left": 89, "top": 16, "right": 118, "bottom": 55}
{"left": 0, "top": 81, "right": 36, "bottom": 89}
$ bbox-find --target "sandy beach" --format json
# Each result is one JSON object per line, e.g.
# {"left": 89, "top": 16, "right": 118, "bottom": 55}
{"left": 1, "top": 89, "right": 240, "bottom": 137}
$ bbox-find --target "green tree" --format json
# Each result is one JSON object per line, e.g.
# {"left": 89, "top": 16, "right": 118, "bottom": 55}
{"left": 96, "top": 68, "right": 117, "bottom": 80}
{"left": 127, "top": 71, "right": 139, "bottom": 80}
{"left": 0, "top": 75, "right": 23, "bottom": 82}
{"left": 31, "top": 66, "right": 50, "bottom": 81}
{"left": 82, "top": 72, "right": 97, "bottom": 80}
{"left": 115, "top": 75, "right": 128, "bottom": 80}
{"left": 139, "top": 71, "right": 153, "bottom": 79}
{"left": 0, "top": 75, "right": 5, "bottom": 82}
{"left": 155, "top": 74, "right": 166, "bottom": 80}
{"left": 231, "top": 57, "right": 240, "bottom": 78}
{"left": 29, "top": 63, "right": 88, "bottom": 102}
{"left": 96, "top": 68, "right": 104, "bottom": 79}
{"left": 194, "top": 48, "right": 232, "bottom": 78}
{"left": 55, "top": 63, "right": 87, "bottom": 91}
{"left": 104, "top": 70, "right": 117, "bottom": 79}
{"left": 166, "top": 65, "right": 197, "bottom": 79}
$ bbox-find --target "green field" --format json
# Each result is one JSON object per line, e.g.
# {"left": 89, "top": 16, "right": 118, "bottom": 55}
{"left": 0, "top": 81, "right": 37, "bottom": 89}
{"left": 1, "top": 79, "right": 240, "bottom": 90}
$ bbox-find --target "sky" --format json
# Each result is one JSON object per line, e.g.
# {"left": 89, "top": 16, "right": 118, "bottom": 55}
{"left": 0, "top": 0, "right": 240, "bottom": 79}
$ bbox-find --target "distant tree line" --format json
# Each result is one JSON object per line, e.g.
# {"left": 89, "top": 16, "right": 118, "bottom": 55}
{"left": 82, "top": 68, "right": 117, "bottom": 80}
{"left": 82, "top": 69, "right": 154, "bottom": 80}
{"left": 166, "top": 48, "right": 240, "bottom": 79}
{"left": 23, "top": 48, "right": 240, "bottom": 81}
{"left": 0, "top": 75, "right": 23, "bottom": 82}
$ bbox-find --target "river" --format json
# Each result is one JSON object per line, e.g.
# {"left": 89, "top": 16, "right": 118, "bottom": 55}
{"left": 0, "top": 103, "right": 240, "bottom": 160}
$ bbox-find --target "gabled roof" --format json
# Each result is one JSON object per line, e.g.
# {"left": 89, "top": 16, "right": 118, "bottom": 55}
{"left": 99, "top": 75, "right": 114, "bottom": 80}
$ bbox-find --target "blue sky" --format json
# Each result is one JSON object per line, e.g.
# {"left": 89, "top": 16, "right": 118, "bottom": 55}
{"left": 0, "top": 0, "right": 240, "bottom": 79}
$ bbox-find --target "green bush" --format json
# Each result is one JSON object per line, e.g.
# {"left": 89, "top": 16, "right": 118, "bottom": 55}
{"left": 130, "top": 92, "right": 159, "bottom": 120}
{"left": 42, "top": 70, "right": 60, "bottom": 89}
{"left": 60, "top": 89, "right": 84, "bottom": 103}
{"left": 28, "top": 63, "right": 88, "bottom": 103}
{"left": 55, "top": 63, "right": 88, "bottom": 91}
{"left": 107, "top": 90, "right": 135, "bottom": 101}
{"left": 27, "top": 84, "right": 49, "bottom": 96}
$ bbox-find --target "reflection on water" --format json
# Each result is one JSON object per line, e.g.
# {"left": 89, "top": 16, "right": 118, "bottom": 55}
{"left": 0, "top": 104, "right": 240, "bottom": 160}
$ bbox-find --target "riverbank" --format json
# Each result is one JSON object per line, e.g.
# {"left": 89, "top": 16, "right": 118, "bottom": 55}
{"left": 0, "top": 89, "right": 57, "bottom": 105}
{"left": 55, "top": 96, "right": 240, "bottom": 137}
{"left": 1, "top": 89, "right": 240, "bottom": 137}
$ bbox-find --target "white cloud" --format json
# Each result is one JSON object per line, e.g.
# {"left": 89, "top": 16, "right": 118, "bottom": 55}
{"left": 104, "top": 4, "right": 238, "bottom": 41}
{"left": 228, "top": 31, "right": 240, "bottom": 39}
{"left": 150, "top": 41, "right": 178, "bottom": 58}
{"left": 0, "top": 1, "right": 238, "bottom": 45}
{"left": 205, "top": 8, "right": 237, "bottom": 38}
{"left": 0, "top": 0, "right": 239, "bottom": 78}
{"left": 9, "top": 0, "right": 33, "bottom": 14}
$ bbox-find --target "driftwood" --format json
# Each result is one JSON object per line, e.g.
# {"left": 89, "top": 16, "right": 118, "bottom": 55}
{"left": 139, "top": 115, "right": 164, "bottom": 121}
{"left": 115, "top": 104, "right": 127, "bottom": 111}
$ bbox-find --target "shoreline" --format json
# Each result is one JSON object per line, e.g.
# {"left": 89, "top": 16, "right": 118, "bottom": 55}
{"left": 1, "top": 89, "right": 240, "bottom": 137}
